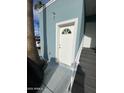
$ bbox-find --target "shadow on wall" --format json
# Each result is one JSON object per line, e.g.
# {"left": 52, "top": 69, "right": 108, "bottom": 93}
{"left": 72, "top": 65, "right": 85, "bottom": 93}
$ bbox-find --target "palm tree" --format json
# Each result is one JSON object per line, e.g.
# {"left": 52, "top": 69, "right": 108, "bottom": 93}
{"left": 34, "top": 0, "right": 45, "bottom": 10}
{"left": 27, "top": 1, "right": 45, "bottom": 92}
{"left": 27, "top": 0, "right": 42, "bottom": 65}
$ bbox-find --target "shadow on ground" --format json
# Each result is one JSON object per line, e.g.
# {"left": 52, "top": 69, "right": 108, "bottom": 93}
{"left": 72, "top": 65, "right": 85, "bottom": 93}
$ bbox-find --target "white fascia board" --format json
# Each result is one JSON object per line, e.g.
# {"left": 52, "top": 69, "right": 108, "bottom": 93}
{"left": 36, "top": 0, "right": 56, "bottom": 14}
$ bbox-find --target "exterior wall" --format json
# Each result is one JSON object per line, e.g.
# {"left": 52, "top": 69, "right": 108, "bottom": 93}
{"left": 39, "top": 0, "right": 85, "bottom": 61}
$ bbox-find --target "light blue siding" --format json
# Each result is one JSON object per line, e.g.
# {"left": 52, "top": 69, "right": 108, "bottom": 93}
{"left": 39, "top": 0, "right": 85, "bottom": 61}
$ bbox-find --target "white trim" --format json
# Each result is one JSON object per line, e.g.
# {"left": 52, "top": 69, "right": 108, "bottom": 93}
{"left": 55, "top": 18, "right": 78, "bottom": 65}
{"left": 35, "top": 0, "right": 56, "bottom": 13}
{"left": 70, "top": 35, "right": 84, "bottom": 91}
{"left": 75, "top": 36, "right": 85, "bottom": 64}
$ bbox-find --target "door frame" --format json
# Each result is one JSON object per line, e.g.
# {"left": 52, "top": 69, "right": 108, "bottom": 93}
{"left": 55, "top": 18, "right": 78, "bottom": 65}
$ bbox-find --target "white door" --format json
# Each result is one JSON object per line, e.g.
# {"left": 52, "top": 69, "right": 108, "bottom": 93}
{"left": 58, "top": 25, "right": 75, "bottom": 66}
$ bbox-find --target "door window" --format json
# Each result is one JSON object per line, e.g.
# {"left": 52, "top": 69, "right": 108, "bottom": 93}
{"left": 62, "top": 28, "right": 71, "bottom": 34}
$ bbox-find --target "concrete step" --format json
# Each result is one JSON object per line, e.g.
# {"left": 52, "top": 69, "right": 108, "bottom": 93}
{"left": 84, "top": 84, "right": 96, "bottom": 93}
{"left": 72, "top": 48, "right": 96, "bottom": 93}
{"left": 81, "top": 48, "right": 96, "bottom": 54}
{"left": 80, "top": 66, "right": 96, "bottom": 77}
{"left": 72, "top": 82, "right": 84, "bottom": 93}
{"left": 80, "top": 63, "right": 96, "bottom": 73}
{"left": 84, "top": 75, "right": 96, "bottom": 89}
{"left": 80, "top": 58, "right": 96, "bottom": 65}
{"left": 74, "top": 73, "right": 85, "bottom": 87}
{"left": 80, "top": 54, "right": 96, "bottom": 60}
